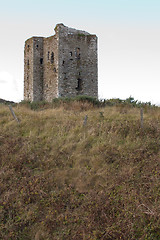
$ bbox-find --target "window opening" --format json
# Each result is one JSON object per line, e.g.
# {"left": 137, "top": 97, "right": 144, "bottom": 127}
{"left": 27, "top": 60, "right": 29, "bottom": 66}
{"left": 76, "top": 78, "right": 82, "bottom": 91}
{"left": 69, "top": 52, "right": 72, "bottom": 57}
{"left": 64, "top": 73, "right": 67, "bottom": 80}
{"left": 62, "top": 60, "right": 65, "bottom": 66}
{"left": 51, "top": 52, "right": 54, "bottom": 63}
{"left": 40, "top": 58, "right": 43, "bottom": 64}
{"left": 36, "top": 44, "right": 39, "bottom": 48}
{"left": 48, "top": 51, "right": 50, "bottom": 60}
{"left": 76, "top": 48, "right": 81, "bottom": 59}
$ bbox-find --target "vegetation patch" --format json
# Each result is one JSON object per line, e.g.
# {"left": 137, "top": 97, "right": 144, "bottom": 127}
{"left": 19, "top": 96, "right": 156, "bottom": 111}
{"left": 0, "top": 101, "right": 160, "bottom": 239}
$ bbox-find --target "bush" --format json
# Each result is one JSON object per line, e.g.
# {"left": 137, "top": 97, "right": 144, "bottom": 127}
{"left": 19, "top": 96, "right": 157, "bottom": 111}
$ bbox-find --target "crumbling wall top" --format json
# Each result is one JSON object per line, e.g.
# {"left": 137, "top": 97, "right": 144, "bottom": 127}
{"left": 54, "top": 23, "right": 94, "bottom": 36}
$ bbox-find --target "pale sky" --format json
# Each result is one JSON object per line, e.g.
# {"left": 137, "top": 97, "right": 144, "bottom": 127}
{"left": 0, "top": 0, "right": 160, "bottom": 105}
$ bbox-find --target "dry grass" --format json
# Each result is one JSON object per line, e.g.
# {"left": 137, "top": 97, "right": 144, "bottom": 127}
{"left": 0, "top": 102, "right": 160, "bottom": 239}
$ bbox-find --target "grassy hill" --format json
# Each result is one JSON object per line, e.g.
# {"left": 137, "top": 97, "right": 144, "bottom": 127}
{"left": 0, "top": 99, "right": 160, "bottom": 240}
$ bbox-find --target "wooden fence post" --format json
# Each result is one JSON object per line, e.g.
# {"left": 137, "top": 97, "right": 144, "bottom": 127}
{"left": 140, "top": 108, "right": 143, "bottom": 129}
{"left": 83, "top": 115, "right": 88, "bottom": 127}
{"left": 8, "top": 105, "right": 20, "bottom": 123}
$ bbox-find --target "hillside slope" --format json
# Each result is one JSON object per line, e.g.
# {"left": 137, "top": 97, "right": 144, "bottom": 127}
{"left": 0, "top": 103, "right": 160, "bottom": 240}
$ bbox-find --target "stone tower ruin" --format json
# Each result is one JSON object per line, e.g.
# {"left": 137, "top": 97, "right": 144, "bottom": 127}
{"left": 24, "top": 24, "right": 98, "bottom": 102}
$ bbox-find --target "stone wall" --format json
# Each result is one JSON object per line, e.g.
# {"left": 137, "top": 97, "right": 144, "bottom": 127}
{"left": 43, "top": 35, "right": 59, "bottom": 102}
{"left": 58, "top": 24, "right": 98, "bottom": 98}
{"left": 24, "top": 24, "right": 98, "bottom": 102}
{"left": 33, "top": 37, "right": 44, "bottom": 101}
{"left": 24, "top": 38, "right": 34, "bottom": 101}
{"left": 24, "top": 37, "right": 44, "bottom": 101}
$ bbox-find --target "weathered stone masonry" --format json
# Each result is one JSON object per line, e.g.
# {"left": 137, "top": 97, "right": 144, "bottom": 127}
{"left": 24, "top": 24, "right": 98, "bottom": 102}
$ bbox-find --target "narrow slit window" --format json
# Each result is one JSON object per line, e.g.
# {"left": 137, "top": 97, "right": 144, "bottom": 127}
{"left": 48, "top": 51, "right": 50, "bottom": 60}
{"left": 40, "top": 58, "right": 43, "bottom": 64}
{"left": 64, "top": 73, "right": 67, "bottom": 79}
{"left": 51, "top": 52, "right": 54, "bottom": 63}
{"left": 27, "top": 60, "right": 29, "bottom": 66}
{"left": 76, "top": 78, "right": 82, "bottom": 91}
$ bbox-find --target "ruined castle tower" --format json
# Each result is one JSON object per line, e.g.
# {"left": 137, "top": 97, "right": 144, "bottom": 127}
{"left": 24, "top": 24, "right": 98, "bottom": 102}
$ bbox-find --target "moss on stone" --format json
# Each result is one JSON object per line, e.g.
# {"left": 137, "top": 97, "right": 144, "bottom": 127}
{"left": 78, "top": 33, "right": 85, "bottom": 37}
